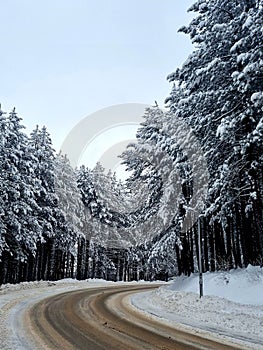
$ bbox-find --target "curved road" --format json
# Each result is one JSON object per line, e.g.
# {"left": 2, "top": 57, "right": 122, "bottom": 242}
{"left": 24, "top": 285, "right": 244, "bottom": 350}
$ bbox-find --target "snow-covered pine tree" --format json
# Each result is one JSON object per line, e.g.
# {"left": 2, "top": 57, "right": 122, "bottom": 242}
{"left": 54, "top": 153, "right": 85, "bottom": 278}
{"left": 0, "top": 105, "right": 7, "bottom": 265}
{"left": 0, "top": 108, "right": 41, "bottom": 284}
{"left": 29, "top": 125, "right": 59, "bottom": 280}
{"left": 120, "top": 105, "right": 202, "bottom": 276}
{"left": 166, "top": 0, "right": 263, "bottom": 269}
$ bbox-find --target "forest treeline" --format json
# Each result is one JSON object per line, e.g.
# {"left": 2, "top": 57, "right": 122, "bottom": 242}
{"left": 0, "top": 0, "right": 262, "bottom": 285}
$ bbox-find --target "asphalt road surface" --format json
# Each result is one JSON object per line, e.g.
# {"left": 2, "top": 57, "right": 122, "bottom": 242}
{"left": 24, "top": 284, "right": 245, "bottom": 350}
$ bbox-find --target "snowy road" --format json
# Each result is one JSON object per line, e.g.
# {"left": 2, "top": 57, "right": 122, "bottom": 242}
{"left": 1, "top": 275, "right": 262, "bottom": 350}
{"left": 20, "top": 285, "right": 246, "bottom": 350}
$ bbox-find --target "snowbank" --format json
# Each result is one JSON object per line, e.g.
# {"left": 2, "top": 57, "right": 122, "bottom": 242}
{"left": 168, "top": 264, "right": 263, "bottom": 305}
{"left": 0, "top": 278, "right": 114, "bottom": 295}
{"left": 132, "top": 265, "right": 263, "bottom": 349}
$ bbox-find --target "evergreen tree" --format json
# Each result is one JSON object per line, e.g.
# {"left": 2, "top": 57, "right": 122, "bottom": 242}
{"left": 3, "top": 110, "right": 40, "bottom": 256}
{"left": 166, "top": 0, "right": 263, "bottom": 269}
{"left": 0, "top": 108, "right": 41, "bottom": 283}
{"left": 29, "top": 125, "right": 58, "bottom": 280}
{"left": 54, "top": 153, "right": 85, "bottom": 252}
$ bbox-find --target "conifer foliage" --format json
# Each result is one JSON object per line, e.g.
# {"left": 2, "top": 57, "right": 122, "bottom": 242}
{"left": 166, "top": 0, "right": 263, "bottom": 270}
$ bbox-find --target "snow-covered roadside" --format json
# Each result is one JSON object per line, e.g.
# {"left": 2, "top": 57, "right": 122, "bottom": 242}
{"left": 131, "top": 265, "right": 263, "bottom": 349}
{"left": 0, "top": 279, "right": 118, "bottom": 350}
{"left": 1, "top": 267, "right": 263, "bottom": 349}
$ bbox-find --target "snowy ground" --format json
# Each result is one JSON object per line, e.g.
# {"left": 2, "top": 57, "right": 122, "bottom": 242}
{"left": 0, "top": 266, "right": 263, "bottom": 349}
{"left": 132, "top": 265, "right": 263, "bottom": 349}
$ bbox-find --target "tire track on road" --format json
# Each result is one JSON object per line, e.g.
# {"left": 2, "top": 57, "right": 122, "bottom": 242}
{"left": 25, "top": 285, "right": 246, "bottom": 350}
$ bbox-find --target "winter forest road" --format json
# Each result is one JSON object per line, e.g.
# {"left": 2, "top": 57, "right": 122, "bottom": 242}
{"left": 25, "top": 285, "right": 245, "bottom": 350}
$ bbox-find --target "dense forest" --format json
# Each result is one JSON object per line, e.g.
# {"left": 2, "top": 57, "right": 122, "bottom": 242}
{"left": 0, "top": 0, "right": 262, "bottom": 285}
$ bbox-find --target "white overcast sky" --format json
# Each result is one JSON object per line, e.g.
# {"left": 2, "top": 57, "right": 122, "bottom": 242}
{"left": 1, "top": 0, "right": 194, "bottom": 153}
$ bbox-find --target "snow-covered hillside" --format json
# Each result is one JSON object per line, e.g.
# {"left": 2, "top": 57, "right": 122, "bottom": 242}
{"left": 132, "top": 265, "right": 263, "bottom": 349}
